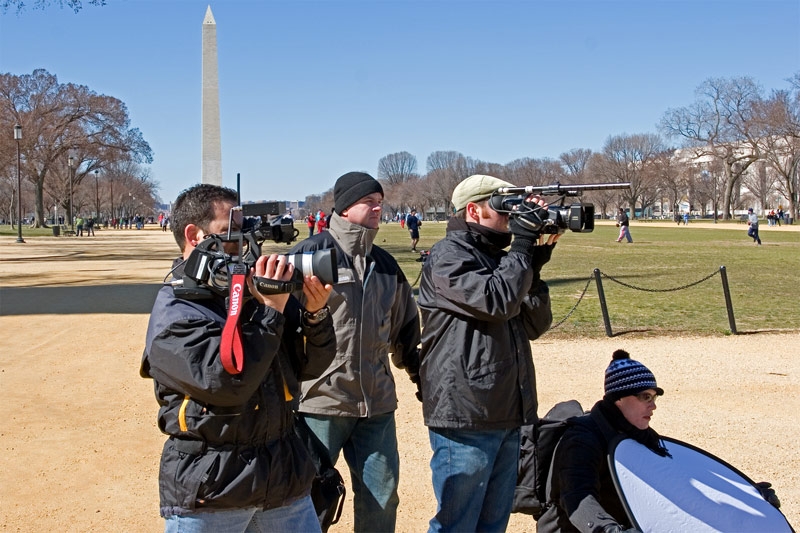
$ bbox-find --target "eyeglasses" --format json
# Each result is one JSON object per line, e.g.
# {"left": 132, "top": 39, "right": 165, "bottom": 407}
{"left": 635, "top": 392, "right": 659, "bottom": 404}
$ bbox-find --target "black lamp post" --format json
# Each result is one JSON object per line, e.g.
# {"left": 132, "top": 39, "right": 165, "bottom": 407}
{"left": 68, "top": 156, "right": 75, "bottom": 232}
{"left": 14, "top": 124, "right": 24, "bottom": 243}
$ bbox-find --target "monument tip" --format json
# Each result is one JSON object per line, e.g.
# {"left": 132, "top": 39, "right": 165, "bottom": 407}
{"left": 203, "top": 6, "right": 216, "bottom": 25}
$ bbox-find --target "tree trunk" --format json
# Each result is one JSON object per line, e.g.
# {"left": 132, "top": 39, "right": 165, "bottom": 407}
{"left": 34, "top": 177, "right": 46, "bottom": 228}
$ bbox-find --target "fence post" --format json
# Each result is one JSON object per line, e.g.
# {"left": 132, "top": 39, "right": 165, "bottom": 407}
{"left": 594, "top": 268, "right": 613, "bottom": 337}
{"left": 719, "top": 265, "right": 737, "bottom": 334}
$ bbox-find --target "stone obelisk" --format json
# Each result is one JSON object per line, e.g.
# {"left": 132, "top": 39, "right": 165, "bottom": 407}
{"left": 202, "top": 6, "right": 222, "bottom": 185}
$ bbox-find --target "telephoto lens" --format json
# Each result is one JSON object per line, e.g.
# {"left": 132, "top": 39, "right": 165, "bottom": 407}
{"left": 286, "top": 249, "right": 338, "bottom": 286}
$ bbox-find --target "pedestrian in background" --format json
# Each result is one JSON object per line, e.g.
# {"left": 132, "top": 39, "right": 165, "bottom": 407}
{"left": 616, "top": 208, "right": 632, "bottom": 243}
{"left": 747, "top": 207, "right": 761, "bottom": 245}
{"left": 406, "top": 208, "right": 421, "bottom": 252}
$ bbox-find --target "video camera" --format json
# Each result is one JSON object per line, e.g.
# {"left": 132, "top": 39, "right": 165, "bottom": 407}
{"left": 173, "top": 202, "right": 337, "bottom": 300}
{"left": 488, "top": 182, "right": 631, "bottom": 234}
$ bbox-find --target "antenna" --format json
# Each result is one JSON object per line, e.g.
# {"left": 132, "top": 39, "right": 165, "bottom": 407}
{"left": 236, "top": 172, "right": 241, "bottom": 205}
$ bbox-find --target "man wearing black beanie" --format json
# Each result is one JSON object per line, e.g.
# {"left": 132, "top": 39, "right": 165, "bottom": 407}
{"left": 289, "top": 171, "right": 421, "bottom": 533}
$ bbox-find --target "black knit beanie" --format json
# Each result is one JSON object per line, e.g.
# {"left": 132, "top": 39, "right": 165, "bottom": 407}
{"left": 334, "top": 172, "right": 384, "bottom": 214}
{"left": 604, "top": 349, "right": 664, "bottom": 401}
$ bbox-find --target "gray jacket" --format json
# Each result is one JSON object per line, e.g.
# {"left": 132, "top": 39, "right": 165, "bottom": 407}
{"left": 289, "top": 213, "right": 421, "bottom": 418}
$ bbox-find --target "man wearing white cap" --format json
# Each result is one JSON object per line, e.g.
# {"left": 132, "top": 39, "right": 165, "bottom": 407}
{"left": 418, "top": 174, "right": 559, "bottom": 532}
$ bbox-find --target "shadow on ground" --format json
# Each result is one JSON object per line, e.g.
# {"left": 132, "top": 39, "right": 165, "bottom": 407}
{"left": 0, "top": 284, "right": 162, "bottom": 315}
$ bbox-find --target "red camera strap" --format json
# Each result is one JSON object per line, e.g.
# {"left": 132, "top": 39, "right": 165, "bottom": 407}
{"left": 220, "top": 269, "right": 246, "bottom": 375}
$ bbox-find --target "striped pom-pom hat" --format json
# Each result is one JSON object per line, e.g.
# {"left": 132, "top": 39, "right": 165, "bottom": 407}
{"left": 604, "top": 349, "right": 664, "bottom": 401}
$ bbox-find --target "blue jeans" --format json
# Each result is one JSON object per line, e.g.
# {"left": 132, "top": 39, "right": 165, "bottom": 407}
{"left": 428, "top": 427, "right": 520, "bottom": 533}
{"left": 163, "top": 494, "right": 320, "bottom": 533}
{"left": 301, "top": 412, "right": 400, "bottom": 533}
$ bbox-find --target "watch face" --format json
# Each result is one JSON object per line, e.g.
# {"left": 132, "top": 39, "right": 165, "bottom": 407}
{"left": 306, "top": 307, "right": 329, "bottom": 322}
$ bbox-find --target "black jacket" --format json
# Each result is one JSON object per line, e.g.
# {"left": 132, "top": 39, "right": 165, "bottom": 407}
{"left": 140, "top": 259, "right": 337, "bottom": 517}
{"left": 417, "top": 220, "right": 552, "bottom": 430}
{"left": 537, "top": 402, "right": 632, "bottom": 533}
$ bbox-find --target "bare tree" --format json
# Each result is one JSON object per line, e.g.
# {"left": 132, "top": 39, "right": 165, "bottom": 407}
{"left": 424, "top": 151, "right": 470, "bottom": 215}
{"left": 377, "top": 151, "right": 418, "bottom": 185}
{"left": 559, "top": 148, "right": 593, "bottom": 182}
{"left": 661, "top": 77, "right": 763, "bottom": 219}
{"left": 751, "top": 73, "right": 800, "bottom": 221}
{"left": 742, "top": 161, "right": 778, "bottom": 211}
{"left": 505, "top": 157, "right": 565, "bottom": 187}
{"left": 0, "top": 69, "right": 153, "bottom": 227}
{"left": 650, "top": 150, "right": 689, "bottom": 218}
{"left": 597, "top": 133, "right": 664, "bottom": 217}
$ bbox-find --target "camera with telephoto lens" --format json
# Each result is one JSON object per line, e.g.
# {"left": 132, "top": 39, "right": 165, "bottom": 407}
{"left": 173, "top": 202, "right": 338, "bottom": 300}
{"left": 487, "top": 181, "right": 632, "bottom": 235}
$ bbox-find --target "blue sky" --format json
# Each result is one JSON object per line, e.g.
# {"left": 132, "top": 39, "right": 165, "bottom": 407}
{"left": 1, "top": 0, "right": 798, "bottom": 204}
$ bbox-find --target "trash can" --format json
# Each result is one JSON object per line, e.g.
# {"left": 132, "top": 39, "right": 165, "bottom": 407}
{"left": 52, "top": 225, "right": 61, "bottom": 237}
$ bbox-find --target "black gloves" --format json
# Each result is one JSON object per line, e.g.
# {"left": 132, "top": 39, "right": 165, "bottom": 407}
{"left": 529, "top": 242, "right": 555, "bottom": 271}
{"left": 410, "top": 374, "right": 422, "bottom": 402}
{"left": 756, "top": 481, "right": 781, "bottom": 509}
{"left": 509, "top": 213, "right": 543, "bottom": 240}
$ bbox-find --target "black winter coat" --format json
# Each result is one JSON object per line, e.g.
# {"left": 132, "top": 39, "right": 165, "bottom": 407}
{"left": 537, "top": 403, "right": 633, "bottom": 533}
{"left": 417, "top": 220, "right": 552, "bottom": 430}
{"left": 140, "top": 260, "right": 337, "bottom": 517}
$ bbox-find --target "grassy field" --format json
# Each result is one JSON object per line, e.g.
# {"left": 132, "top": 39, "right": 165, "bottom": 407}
{"left": 280, "top": 220, "right": 800, "bottom": 339}
{"left": 5, "top": 219, "right": 798, "bottom": 338}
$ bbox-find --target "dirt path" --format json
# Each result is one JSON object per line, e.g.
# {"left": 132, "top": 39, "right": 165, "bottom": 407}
{"left": 1, "top": 228, "right": 796, "bottom": 532}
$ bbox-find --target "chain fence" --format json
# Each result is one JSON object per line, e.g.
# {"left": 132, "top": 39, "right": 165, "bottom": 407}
{"left": 549, "top": 266, "right": 736, "bottom": 335}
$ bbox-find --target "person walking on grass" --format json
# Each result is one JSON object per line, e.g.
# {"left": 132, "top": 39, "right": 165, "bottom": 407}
{"left": 406, "top": 209, "right": 421, "bottom": 251}
{"left": 747, "top": 207, "right": 762, "bottom": 245}
{"left": 616, "top": 208, "right": 632, "bottom": 243}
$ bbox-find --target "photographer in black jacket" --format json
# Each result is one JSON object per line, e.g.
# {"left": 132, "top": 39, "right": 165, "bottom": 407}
{"left": 141, "top": 184, "right": 336, "bottom": 532}
{"left": 418, "top": 174, "right": 559, "bottom": 532}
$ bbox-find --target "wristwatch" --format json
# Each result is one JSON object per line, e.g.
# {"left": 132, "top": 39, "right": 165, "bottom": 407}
{"left": 303, "top": 306, "right": 330, "bottom": 324}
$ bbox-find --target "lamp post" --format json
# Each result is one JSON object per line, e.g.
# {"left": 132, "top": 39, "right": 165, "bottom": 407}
{"left": 68, "top": 156, "right": 75, "bottom": 232}
{"left": 94, "top": 169, "right": 100, "bottom": 220}
{"left": 14, "top": 124, "right": 25, "bottom": 243}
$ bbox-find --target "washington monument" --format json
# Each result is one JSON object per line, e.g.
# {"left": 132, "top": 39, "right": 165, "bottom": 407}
{"left": 202, "top": 6, "right": 222, "bottom": 185}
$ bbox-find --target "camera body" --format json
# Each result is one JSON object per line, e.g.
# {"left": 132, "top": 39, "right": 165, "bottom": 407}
{"left": 487, "top": 181, "right": 631, "bottom": 235}
{"left": 173, "top": 203, "right": 337, "bottom": 300}
{"left": 489, "top": 194, "right": 595, "bottom": 234}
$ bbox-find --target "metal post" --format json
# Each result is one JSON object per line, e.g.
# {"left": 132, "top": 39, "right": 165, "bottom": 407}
{"left": 14, "top": 124, "right": 25, "bottom": 243}
{"left": 594, "top": 268, "right": 613, "bottom": 337}
{"left": 719, "top": 266, "right": 737, "bottom": 334}
{"left": 109, "top": 176, "right": 114, "bottom": 223}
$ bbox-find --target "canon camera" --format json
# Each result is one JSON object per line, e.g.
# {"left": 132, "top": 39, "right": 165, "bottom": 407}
{"left": 172, "top": 202, "right": 337, "bottom": 300}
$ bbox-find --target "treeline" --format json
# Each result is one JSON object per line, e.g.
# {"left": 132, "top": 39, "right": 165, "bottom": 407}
{"left": 305, "top": 75, "right": 799, "bottom": 222}
{"left": 1, "top": 69, "right": 155, "bottom": 227}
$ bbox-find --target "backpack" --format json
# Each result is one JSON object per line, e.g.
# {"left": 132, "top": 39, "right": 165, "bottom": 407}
{"left": 513, "top": 399, "right": 585, "bottom": 519}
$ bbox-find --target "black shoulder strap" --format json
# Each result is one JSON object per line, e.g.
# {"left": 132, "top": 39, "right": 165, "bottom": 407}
{"left": 295, "top": 415, "right": 335, "bottom": 472}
